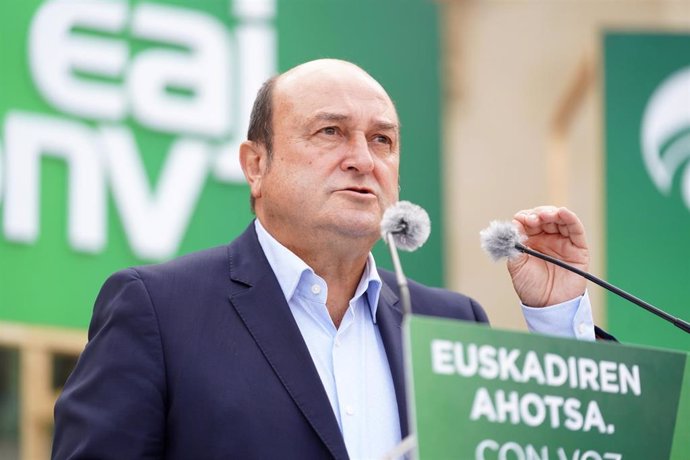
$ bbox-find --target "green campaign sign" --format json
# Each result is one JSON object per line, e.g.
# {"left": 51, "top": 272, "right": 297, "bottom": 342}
{"left": 0, "top": 0, "right": 443, "bottom": 329}
{"left": 605, "top": 33, "right": 690, "bottom": 352}
{"left": 406, "top": 316, "right": 690, "bottom": 460}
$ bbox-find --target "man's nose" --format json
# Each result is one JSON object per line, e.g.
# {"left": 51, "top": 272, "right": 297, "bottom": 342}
{"left": 341, "top": 134, "right": 375, "bottom": 173}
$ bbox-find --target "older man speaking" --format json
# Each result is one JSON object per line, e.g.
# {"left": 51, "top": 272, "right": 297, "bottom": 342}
{"left": 52, "top": 59, "right": 596, "bottom": 460}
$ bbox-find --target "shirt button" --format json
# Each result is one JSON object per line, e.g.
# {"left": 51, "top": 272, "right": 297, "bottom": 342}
{"left": 334, "top": 339, "right": 341, "bottom": 348}
{"left": 578, "top": 323, "right": 587, "bottom": 335}
{"left": 311, "top": 284, "right": 321, "bottom": 295}
{"left": 345, "top": 405, "right": 355, "bottom": 416}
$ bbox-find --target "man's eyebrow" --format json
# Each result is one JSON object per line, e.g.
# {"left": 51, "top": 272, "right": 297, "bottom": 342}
{"left": 312, "top": 112, "right": 399, "bottom": 132}
{"left": 313, "top": 112, "right": 349, "bottom": 122}
{"left": 373, "top": 121, "right": 399, "bottom": 132}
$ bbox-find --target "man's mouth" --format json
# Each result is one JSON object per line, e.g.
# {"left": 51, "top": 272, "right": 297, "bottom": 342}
{"left": 342, "top": 186, "right": 375, "bottom": 195}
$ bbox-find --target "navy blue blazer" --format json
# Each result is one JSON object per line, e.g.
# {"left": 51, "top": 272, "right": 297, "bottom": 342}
{"left": 52, "top": 223, "right": 489, "bottom": 460}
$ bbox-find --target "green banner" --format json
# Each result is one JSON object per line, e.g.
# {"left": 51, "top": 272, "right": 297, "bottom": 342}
{"left": 0, "top": 0, "right": 442, "bottom": 329}
{"left": 406, "top": 316, "right": 690, "bottom": 460}
{"left": 605, "top": 32, "right": 690, "bottom": 352}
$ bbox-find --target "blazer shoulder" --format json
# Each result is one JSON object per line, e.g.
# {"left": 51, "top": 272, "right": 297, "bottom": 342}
{"left": 99, "top": 246, "right": 226, "bottom": 298}
{"left": 94, "top": 244, "right": 232, "bottom": 320}
{"left": 116, "top": 221, "right": 259, "bottom": 290}
{"left": 379, "top": 269, "right": 489, "bottom": 324}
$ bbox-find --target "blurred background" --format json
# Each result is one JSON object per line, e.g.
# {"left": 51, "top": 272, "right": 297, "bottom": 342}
{"left": 0, "top": 0, "right": 689, "bottom": 458}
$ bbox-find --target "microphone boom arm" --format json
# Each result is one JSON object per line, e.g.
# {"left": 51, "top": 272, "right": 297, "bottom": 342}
{"left": 515, "top": 242, "right": 690, "bottom": 334}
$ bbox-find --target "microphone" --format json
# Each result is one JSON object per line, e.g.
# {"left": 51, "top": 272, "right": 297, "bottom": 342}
{"left": 480, "top": 221, "right": 690, "bottom": 334}
{"left": 381, "top": 201, "right": 431, "bottom": 316}
{"left": 379, "top": 201, "right": 431, "bottom": 459}
{"left": 381, "top": 200, "right": 431, "bottom": 251}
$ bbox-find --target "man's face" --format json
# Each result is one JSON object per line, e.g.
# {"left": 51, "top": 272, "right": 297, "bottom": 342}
{"left": 256, "top": 62, "right": 400, "bottom": 248}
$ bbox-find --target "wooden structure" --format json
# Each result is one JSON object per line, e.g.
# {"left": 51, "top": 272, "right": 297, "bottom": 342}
{"left": 0, "top": 321, "right": 86, "bottom": 460}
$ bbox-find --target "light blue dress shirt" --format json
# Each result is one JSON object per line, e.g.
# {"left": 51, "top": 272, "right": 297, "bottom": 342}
{"left": 255, "top": 220, "right": 400, "bottom": 459}
{"left": 254, "top": 219, "right": 595, "bottom": 458}
{"left": 522, "top": 291, "right": 595, "bottom": 340}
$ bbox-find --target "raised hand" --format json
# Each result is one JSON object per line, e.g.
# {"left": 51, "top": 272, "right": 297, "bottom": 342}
{"left": 507, "top": 206, "right": 589, "bottom": 307}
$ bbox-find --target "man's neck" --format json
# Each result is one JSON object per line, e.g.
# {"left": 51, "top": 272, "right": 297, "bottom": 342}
{"left": 257, "top": 218, "right": 373, "bottom": 327}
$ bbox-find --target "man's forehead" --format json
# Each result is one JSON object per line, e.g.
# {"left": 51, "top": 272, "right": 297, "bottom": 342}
{"left": 279, "top": 59, "right": 382, "bottom": 88}
{"left": 274, "top": 59, "right": 398, "bottom": 120}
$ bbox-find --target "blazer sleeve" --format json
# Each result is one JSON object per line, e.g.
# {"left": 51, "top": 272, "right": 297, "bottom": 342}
{"left": 52, "top": 269, "right": 167, "bottom": 460}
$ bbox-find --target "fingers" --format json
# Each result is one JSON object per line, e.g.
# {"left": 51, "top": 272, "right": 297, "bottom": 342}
{"left": 513, "top": 206, "right": 587, "bottom": 248}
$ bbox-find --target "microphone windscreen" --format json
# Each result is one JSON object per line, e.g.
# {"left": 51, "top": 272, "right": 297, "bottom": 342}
{"left": 479, "top": 221, "right": 525, "bottom": 261}
{"left": 380, "top": 201, "right": 431, "bottom": 251}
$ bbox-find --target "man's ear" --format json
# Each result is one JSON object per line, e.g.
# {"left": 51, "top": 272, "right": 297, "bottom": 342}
{"left": 239, "top": 140, "right": 269, "bottom": 201}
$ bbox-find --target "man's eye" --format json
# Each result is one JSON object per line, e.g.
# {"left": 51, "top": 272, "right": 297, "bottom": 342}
{"left": 320, "top": 127, "right": 337, "bottom": 135}
{"left": 373, "top": 134, "right": 392, "bottom": 144}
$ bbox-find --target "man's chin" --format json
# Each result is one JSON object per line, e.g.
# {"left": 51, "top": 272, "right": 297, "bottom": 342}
{"left": 328, "top": 216, "right": 380, "bottom": 240}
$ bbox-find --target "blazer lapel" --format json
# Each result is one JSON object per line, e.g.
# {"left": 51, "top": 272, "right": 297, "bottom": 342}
{"left": 376, "top": 282, "right": 409, "bottom": 438}
{"left": 226, "top": 224, "right": 349, "bottom": 460}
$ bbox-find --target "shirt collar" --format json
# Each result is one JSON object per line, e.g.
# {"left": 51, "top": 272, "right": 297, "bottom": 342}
{"left": 254, "top": 219, "right": 383, "bottom": 322}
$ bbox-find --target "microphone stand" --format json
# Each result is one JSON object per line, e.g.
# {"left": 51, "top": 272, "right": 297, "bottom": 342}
{"left": 515, "top": 242, "right": 690, "bottom": 334}
{"left": 382, "top": 231, "right": 416, "bottom": 459}
{"left": 385, "top": 232, "right": 412, "bottom": 317}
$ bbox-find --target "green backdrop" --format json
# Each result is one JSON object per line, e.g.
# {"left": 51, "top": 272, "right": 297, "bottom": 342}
{"left": 0, "top": 0, "right": 443, "bottom": 329}
{"left": 605, "top": 32, "right": 690, "bottom": 352}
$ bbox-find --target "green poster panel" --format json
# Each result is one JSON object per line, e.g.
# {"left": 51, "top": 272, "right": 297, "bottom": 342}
{"left": 0, "top": 0, "right": 442, "bottom": 329}
{"left": 407, "top": 316, "right": 690, "bottom": 460}
{"left": 605, "top": 33, "right": 690, "bottom": 352}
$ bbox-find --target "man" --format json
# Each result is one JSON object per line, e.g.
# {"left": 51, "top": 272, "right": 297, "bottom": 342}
{"left": 52, "top": 59, "right": 597, "bottom": 460}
